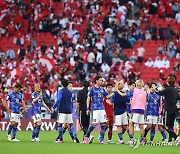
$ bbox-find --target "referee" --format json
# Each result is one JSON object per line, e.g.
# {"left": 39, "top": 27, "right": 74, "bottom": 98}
{"left": 157, "top": 77, "right": 180, "bottom": 143}
{"left": 76, "top": 80, "right": 91, "bottom": 141}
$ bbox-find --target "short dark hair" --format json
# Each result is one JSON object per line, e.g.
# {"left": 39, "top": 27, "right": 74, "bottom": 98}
{"left": 94, "top": 75, "right": 102, "bottom": 83}
{"left": 162, "top": 84, "right": 168, "bottom": 89}
{"left": 149, "top": 82, "right": 157, "bottom": 88}
{"left": 128, "top": 81, "right": 135, "bottom": 86}
{"left": 82, "top": 80, "right": 90, "bottom": 88}
{"left": 14, "top": 83, "right": 22, "bottom": 88}
{"left": 106, "top": 83, "right": 113, "bottom": 88}
{"left": 61, "top": 79, "right": 69, "bottom": 87}
{"left": 167, "top": 76, "right": 176, "bottom": 87}
{"left": 68, "top": 81, "right": 73, "bottom": 84}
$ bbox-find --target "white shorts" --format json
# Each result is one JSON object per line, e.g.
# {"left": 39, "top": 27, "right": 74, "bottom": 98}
{"left": 92, "top": 110, "right": 107, "bottom": 124}
{"left": 157, "top": 115, "right": 164, "bottom": 125}
{"left": 127, "top": 113, "right": 133, "bottom": 121}
{"left": 114, "top": 112, "right": 128, "bottom": 126}
{"left": 10, "top": 113, "right": 20, "bottom": 123}
{"left": 32, "top": 114, "right": 41, "bottom": 123}
{"left": 145, "top": 115, "right": 158, "bottom": 125}
{"left": 131, "top": 113, "right": 144, "bottom": 124}
{"left": 57, "top": 113, "right": 73, "bottom": 124}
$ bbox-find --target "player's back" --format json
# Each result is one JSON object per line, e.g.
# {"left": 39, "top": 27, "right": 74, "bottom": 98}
{"left": 113, "top": 92, "right": 130, "bottom": 115}
{"left": 59, "top": 87, "right": 72, "bottom": 113}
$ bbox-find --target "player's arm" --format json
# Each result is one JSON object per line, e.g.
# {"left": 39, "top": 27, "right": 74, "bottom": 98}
{"left": 52, "top": 90, "right": 62, "bottom": 110}
{"left": 2, "top": 99, "right": 10, "bottom": 114}
{"left": 32, "top": 93, "right": 42, "bottom": 104}
{"left": 106, "top": 92, "right": 114, "bottom": 99}
{"left": 86, "top": 96, "right": 91, "bottom": 115}
{"left": 109, "top": 94, "right": 115, "bottom": 108}
{"left": 42, "top": 101, "right": 51, "bottom": 113}
{"left": 75, "top": 91, "right": 81, "bottom": 113}
{"left": 115, "top": 84, "right": 126, "bottom": 96}
{"left": 155, "top": 87, "right": 168, "bottom": 96}
{"left": 21, "top": 100, "right": 27, "bottom": 112}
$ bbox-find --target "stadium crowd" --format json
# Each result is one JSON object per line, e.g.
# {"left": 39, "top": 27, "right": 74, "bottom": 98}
{"left": 0, "top": 0, "right": 179, "bottom": 106}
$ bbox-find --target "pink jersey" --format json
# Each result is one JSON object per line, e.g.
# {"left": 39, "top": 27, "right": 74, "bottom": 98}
{"left": 131, "top": 88, "right": 146, "bottom": 110}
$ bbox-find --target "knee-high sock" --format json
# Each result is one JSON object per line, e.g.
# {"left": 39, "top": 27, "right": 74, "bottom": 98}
{"left": 35, "top": 125, "right": 41, "bottom": 138}
{"left": 57, "top": 125, "right": 64, "bottom": 141}
{"left": 99, "top": 124, "right": 106, "bottom": 142}
{"left": 150, "top": 128, "right": 155, "bottom": 141}
{"left": 144, "top": 127, "right": 150, "bottom": 137}
{"left": 12, "top": 126, "right": 18, "bottom": 139}
{"left": 7, "top": 124, "right": 13, "bottom": 135}
{"left": 32, "top": 127, "right": 36, "bottom": 139}
{"left": 118, "top": 133, "right": 123, "bottom": 141}
{"left": 68, "top": 124, "right": 75, "bottom": 140}
{"left": 84, "top": 124, "right": 96, "bottom": 138}
{"left": 160, "top": 130, "right": 167, "bottom": 139}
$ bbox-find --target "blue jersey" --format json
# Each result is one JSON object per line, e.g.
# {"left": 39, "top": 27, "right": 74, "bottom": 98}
{"left": 146, "top": 92, "right": 160, "bottom": 116}
{"left": 111, "top": 91, "right": 130, "bottom": 115}
{"left": 6, "top": 91, "right": 23, "bottom": 114}
{"left": 126, "top": 89, "right": 134, "bottom": 113}
{"left": 89, "top": 86, "right": 108, "bottom": 110}
{"left": 30, "top": 92, "right": 43, "bottom": 114}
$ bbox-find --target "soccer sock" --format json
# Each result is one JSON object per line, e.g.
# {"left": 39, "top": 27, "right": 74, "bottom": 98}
{"left": 129, "top": 134, "right": 134, "bottom": 140}
{"left": 144, "top": 127, "right": 150, "bottom": 137}
{"left": 71, "top": 124, "right": 77, "bottom": 137}
{"left": 108, "top": 125, "right": 113, "bottom": 140}
{"left": 118, "top": 133, "right": 123, "bottom": 141}
{"left": 140, "top": 136, "right": 144, "bottom": 142}
{"left": 63, "top": 127, "right": 67, "bottom": 134}
{"left": 160, "top": 130, "right": 167, "bottom": 139}
{"left": 12, "top": 126, "right": 17, "bottom": 139}
{"left": 35, "top": 125, "right": 41, "bottom": 138}
{"left": 99, "top": 124, "right": 106, "bottom": 142}
{"left": 7, "top": 124, "right": 13, "bottom": 135}
{"left": 57, "top": 125, "right": 63, "bottom": 141}
{"left": 32, "top": 127, "right": 36, "bottom": 139}
{"left": 150, "top": 128, "right": 155, "bottom": 141}
{"left": 85, "top": 125, "right": 96, "bottom": 138}
{"left": 68, "top": 124, "right": 75, "bottom": 140}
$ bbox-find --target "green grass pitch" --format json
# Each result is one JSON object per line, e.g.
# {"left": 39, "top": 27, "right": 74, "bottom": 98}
{"left": 0, "top": 131, "right": 179, "bottom": 154}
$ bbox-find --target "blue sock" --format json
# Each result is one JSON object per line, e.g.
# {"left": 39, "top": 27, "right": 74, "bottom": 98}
{"left": 85, "top": 125, "right": 96, "bottom": 138}
{"left": 129, "top": 134, "right": 134, "bottom": 140}
{"left": 32, "top": 127, "right": 36, "bottom": 139}
{"left": 35, "top": 125, "right": 41, "bottom": 138}
{"left": 160, "top": 130, "right": 167, "bottom": 139}
{"left": 71, "top": 124, "right": 77, "bottom": 137}
{"left": 150, "top": 129, "right": 155, "bottom": 141}
{"left": 99, "top": 124, "right": 106, "bottom": 142}
{"left": 8, "top": 124, "right": 13, "bottom": 135}
{"left": 57, "top": 125, "right": 63, "bottom": 141}
{"left": 12, "top": 126, "right": 17, "bottom": 139}
{"left": 118, "top": 133, "right": 123, "bottom": 141}
{"left": 68, "top": 124, "right": 75, "bottom": 140}
{"left": 63, "top": 127, "right": 67, "bottom": 134}
{"left": 140, "top": 136, "right": 144, "bottom": 142}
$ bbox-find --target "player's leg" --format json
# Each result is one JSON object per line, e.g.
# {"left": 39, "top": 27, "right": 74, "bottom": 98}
{"left": 139, "top": 114, "right": 145, "bottom": 143}
{"left": 35, "top": 120, "right": 42, "bottom": 142}
{"left": 63, "top": 123, "right": 68, "bottom": 134}
{"left": 98, "top": 110, "right": 108, "bottom": 144}
{"left": 10, "top": 113, "right": 20, "bottom": 141}
{"left": 84, "top": 110, "right": 98, "bottom": 144}
{"left": 117, "top": 125, "right": 124, "bottom": 144}
{"left": 150, "top": 124, "right": 156, "bottom": 142}
{"left": 158, "top": 125, "right": 167, "bottom": 141}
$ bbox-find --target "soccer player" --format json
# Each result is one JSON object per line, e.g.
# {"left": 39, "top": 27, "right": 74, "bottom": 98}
{"left": 110, "top": 82, "right": 130, "bottom": 144}
{"left": 2, "top": 83, "right": 27, "bottom": 141}
{"left": 84, "top": 76, "right": 121, "bottom": 144}
{"left": 126, "top": 81, "right": 135, "bottom": 120}
{"left": 61, "top": 81, "right": 79, "bottom": 143}
{"left": 128, "top": 80, "right": 147, "bottom": 144}
{"left": 103, "top": 83, "right": 115, "bottom": 144}
{"left": 52, "top": 79, "right": 75, "bottom": 143}
{"left": 31, "top": 83, "right": 51, "bottom": 142}
{"left": 76, "top": 80, "right": 92, "bottom": 142}
{"left": 156, "top": 77, "right": 180, "bottom": 144}
{"left": 144, "top": 83, "right": 167, "bottom": 143}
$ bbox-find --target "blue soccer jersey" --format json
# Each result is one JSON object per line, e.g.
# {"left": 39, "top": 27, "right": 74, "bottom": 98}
{"left": 31, "top": 92, "right": 43, "bottom": 114}
{"left": 111, "top": 91, "right": 130, "bottom": 115}
{"left": 89, "top": 86, "right": 108, "bottom": 110}
{"left": 146, "top": 92, "right": 160, "bottom": 116}
{"left": 126, "top": 89, "right": 134, "bottom": 113}
{"left": 6, "top": 91, "right": 23, "bottom": 114}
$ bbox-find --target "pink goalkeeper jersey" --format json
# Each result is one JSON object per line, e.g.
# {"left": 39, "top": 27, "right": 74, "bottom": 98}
{"left": 131, "top": 88, "right": 146, "bottom": 110}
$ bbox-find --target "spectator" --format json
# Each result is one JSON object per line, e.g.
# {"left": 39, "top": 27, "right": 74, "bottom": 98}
{"left": 137, "top": 44, "right": 145, "bottom": 63}
{"left": 145, "top": 31, "right": 152, "bottom": 40}
{"left": 161, "top": 57, "right": 170, "bottom": 69}
{"left": 151, "top": 23, "right": 157, "bottom": 40}
{"left": 158, "top": 25, "right": 165, "bottom": 40}
{"left": 166, "top": 25, "right": 173, "bottom": 40}
{"left": 159, "top": 70, "right": 167, "bottom": 81}
{"left": 145, "top": 58, "right": 154, "bottom": 67}
{"left": 167, "top": 46, "right": 176, "bottom": 58}
{"left": 154, "top": 56, "right": 163, "bottom": 68}
{"left": 6, "top": 47, "right": 16, "bottom": 60}
{"left": 18, "top": 45, "right": 26, "bottom": 61}
{"left": 87, "top": 49, "right": 95, "bottom": 73}
{"left": 101, "top": 62, "right": 110, "bottom": 73}
{"left": 175, "top": 10, "right": 180, "bottom": 23}
{"left": 173, "top": 61, "right": 180, "bottom": 72}
{"left": 157, "top": 44, "right": 165, "bottom": 54}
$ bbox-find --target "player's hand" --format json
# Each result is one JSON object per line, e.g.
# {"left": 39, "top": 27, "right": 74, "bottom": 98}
{"left": 51, "top": 108, "right": 54, "bottom": 113}
{"left": 86, "top": 110, "right": 90, "bottom": 116}
{"left": 40, "top": 90, "right": 43, "bottom": 96}
{"left": 48, "top": 108, "right": 52, "bottom": 113}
